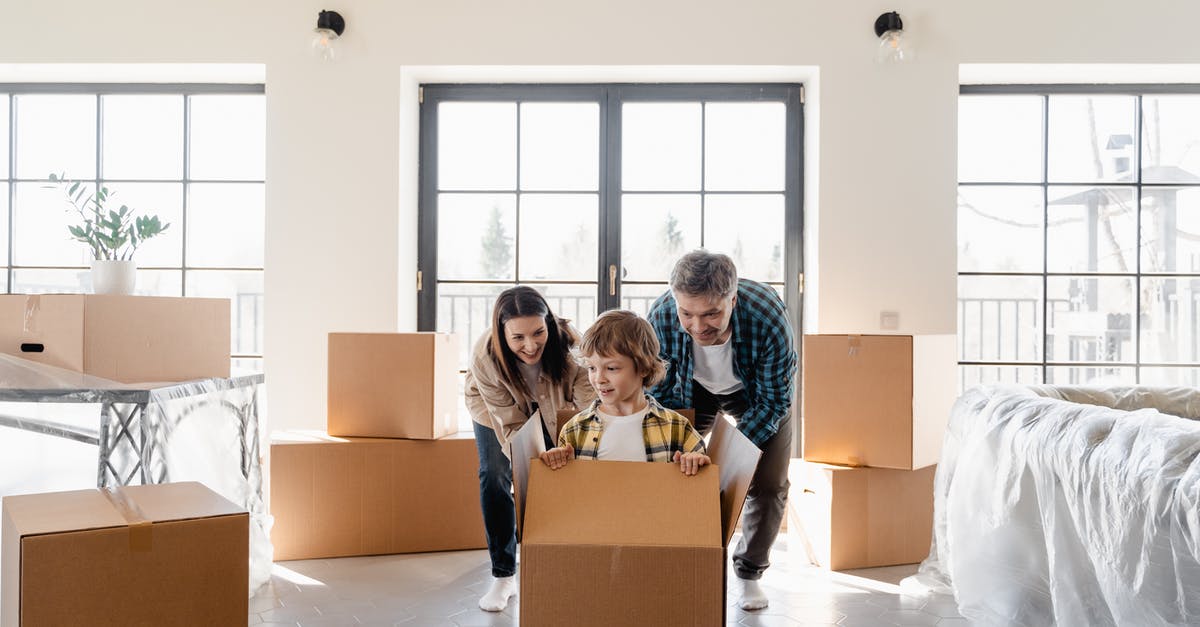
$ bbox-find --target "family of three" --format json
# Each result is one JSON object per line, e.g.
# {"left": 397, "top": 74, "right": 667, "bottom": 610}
{"left": 464, "top": 249, "right": 798, "bottom": 613}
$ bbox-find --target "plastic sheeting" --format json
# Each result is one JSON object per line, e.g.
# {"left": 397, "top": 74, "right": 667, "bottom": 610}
{"left": 0, "top": 353, "right": 272, "bottom": 594}
{"left": 907, "top": 385, "right": 1200, "bottom": 626}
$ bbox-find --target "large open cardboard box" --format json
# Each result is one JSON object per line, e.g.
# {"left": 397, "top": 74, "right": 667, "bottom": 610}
{"left": 1, "top": 481, "right": 248, "bottom": 627}
{"left": 802, "top": 334, "right": 956, "bottom": 470}
{"left": 0, "top": 294, "right": 230, "bottom": 383}
{"left": 512, "top": 414, "right": 761, "bottom": 627}
{"left": 786, "top": 459, "right": 936, "bottom": 570}
{"left": 327, "top": 332, "right": 459, "bottom": 439}
{"left": 269, "top": 430, "right": 485, "bottom": 560}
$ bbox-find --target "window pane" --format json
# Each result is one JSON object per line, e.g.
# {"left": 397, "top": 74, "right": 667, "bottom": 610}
{"left": 520, "top": 103, "right": 598, "bottom": 191}
{"left": 0, "top": 96, "right": 9, "bottom": 177}
{"left": 12, "top": 182, "right": 91, "bottom": 267}
{"left": 187, "top": 183, "right": 264, "bottom": 267}
{"left": 703, "top": 194, "right": 784, "bottom": 283}
{"left": 1045, "top": 366, "right": 1134, "bottom": 385}
{"left": 438, "top": 102, "right": 515, "bottom": 191}
{"left": 233, "top": 357, "right": 263, "bottom": 375}
{"left": 189, "top": 95, "right": 265, "bottom": 181}
{"left": 536, "top": 284, "right": 599, "bottom": 332}
{"left": 1048, "top": 95, "right": 1136, "bottom": 183}
{"left": 1047, "top": 186, "right": 1136, "bottom": 273}
{"left": 959, "top": 365, "right": 1042, "bottom": 393}
{"left": 704, "top": 102, "right": 785, "bottom": 192}
{"left": 518, "top": 194, "right": 597, "bottom": 281}
{"left": 1142, "top": 187, "right": 1200, "bottom": 273}
{"left": 958, "top": 95, "right": 1043, "bottom": 183}
{"left": 1046, "top": 276, "right": 1134, "bottom": 363}
{"left": 15, "top": 95, "right": 96, "bottom": 180}
{"left": 621, "top": 194, "right": 701, "bottom": 281}
{"left": 622, "top": 103, "right": 701, "bottom": 192}
{"left": 103, "top": 182, "right": 183, "bottom": 267}
{"left": 1140, "top": 367, "right": 1200, "bottom": 387}
{"left": 436, "top": 283, "right": 509, "bottom": 369}
{"left": 101, "top": 95, "right": 184, "bottom": 180}
{"left": 0, "top": 183, "right": 8, "bottom": 266}
{"left": 437, "top": 193, "right": 516, "bottom": 281}
{"left": 1140, "top": 277, "right": 1200, "bottom": 363}
{"left": 185, "top": 270, "right": 264, "bottom": 356}
{"left": 1141, "top": 96, "right": 1200, "bottom": 183}
{"left": 958, "top": 186, "right": 1043, "bottom": 272}
{"left": 621, "top": 283, "right": 669, "bottom": 318}
{"left": 11, "top": 268, "right": 89, "bottom": 294}
{"left": 135, "top": 269, "right": 183, "bottom": 296}
{"left": 958, "top": 275, "right": 1043, "bottom": 362}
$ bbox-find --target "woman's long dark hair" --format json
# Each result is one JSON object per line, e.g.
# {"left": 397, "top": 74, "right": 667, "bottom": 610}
{"left": 488, "top": 286, "right": 579, "bottom": 398}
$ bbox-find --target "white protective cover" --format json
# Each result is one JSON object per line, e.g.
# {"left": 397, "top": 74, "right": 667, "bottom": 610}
{"left": 0, "top": 353, "right": 272, "bottom": 594}
{"left": 907, "top": 385, "right": 1200, "bottom": 626}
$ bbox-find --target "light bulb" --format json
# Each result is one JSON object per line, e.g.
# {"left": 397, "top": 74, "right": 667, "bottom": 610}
{"left": 875, "top": 29, "right": 911, "bottom": 63}
{"left": 312, "top": 28, "right": 339, "bottom": 61}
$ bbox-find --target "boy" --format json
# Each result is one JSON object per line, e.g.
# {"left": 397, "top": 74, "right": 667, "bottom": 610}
{"left": 540, "top": 309, "right": 710, "bottom": 475}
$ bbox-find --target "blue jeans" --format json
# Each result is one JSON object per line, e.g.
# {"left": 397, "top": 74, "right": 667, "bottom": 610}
{"left": 473, "top": 420, "right": 554, "bottom": 578}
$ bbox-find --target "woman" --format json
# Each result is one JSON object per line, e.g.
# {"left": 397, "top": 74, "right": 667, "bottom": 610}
{"left": 464, "top": 286, "right": 594, "bottom": 612}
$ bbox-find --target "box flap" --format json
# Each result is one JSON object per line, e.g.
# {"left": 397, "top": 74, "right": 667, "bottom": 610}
{"left": 707, "top": 416, "right": 762, "bottom": 546}
{"left": 116, "top": 482, "right": 245, "bottom": 522}
{"left": 510, "top": 415, "right": 548, "bottom": 536}
{"left": 523, "top": 461, "right": 720, "bottom": 548}
{"left": 2, "top": 489, "right": 128, "bottom": 538}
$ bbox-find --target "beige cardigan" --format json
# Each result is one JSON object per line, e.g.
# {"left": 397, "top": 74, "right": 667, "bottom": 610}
{"left": 464, "top": 330, "right": 595, "bottom": 446}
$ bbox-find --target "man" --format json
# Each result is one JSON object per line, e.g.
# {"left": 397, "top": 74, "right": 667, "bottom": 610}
{"left": 647, "top": 249, "right": 797, "bottom": 611}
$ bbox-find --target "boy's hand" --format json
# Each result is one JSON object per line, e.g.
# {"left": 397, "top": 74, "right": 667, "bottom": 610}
{"left": 539, "top": 446, "right": 574, "bottom": 470}
{"left": 673, "top": 451, "right": 711, "bottom": 476}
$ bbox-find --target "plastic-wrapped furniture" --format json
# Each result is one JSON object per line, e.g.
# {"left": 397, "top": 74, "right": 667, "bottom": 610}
{"left": 0, "top": 354, "right": 272, "bottom": 593}
{"left": 908, "top": 385, "right": 1200, "bottom": 626}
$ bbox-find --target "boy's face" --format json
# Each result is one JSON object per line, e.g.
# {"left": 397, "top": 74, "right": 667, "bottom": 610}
{"left": 584, "top": 352, "right": 645, "bottom": 411}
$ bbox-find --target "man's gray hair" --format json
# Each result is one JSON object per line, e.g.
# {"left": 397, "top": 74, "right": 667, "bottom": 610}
{"left": 669, "top": 249, "right": 738, "bottom": 299}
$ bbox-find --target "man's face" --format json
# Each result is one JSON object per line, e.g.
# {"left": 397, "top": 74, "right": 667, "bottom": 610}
{"left": 674, "top": 290, "right": 737, "bottom": 346}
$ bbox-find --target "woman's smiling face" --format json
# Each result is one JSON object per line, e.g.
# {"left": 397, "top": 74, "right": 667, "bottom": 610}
{"left": 504, "top": 315, "right": 548, "bottom": 365}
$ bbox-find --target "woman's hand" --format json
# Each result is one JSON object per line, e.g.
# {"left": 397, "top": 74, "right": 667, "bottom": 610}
{"left": 673, "top": 451, "right": 711, "bottom": 476}
{"left": 539, "top": 446, "right": 575, "bottom": 470}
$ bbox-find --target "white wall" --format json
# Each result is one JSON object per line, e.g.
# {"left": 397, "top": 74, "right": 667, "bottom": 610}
{"left": 7, "top": 0, "right": 1200, "bottom": 431}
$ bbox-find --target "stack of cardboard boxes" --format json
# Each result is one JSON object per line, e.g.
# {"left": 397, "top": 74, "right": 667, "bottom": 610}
{"left": 269, "top": 333, "right": 486, "bottom": 560}
{"left": 792, "top": 334, "right": 957, "bottom": 570}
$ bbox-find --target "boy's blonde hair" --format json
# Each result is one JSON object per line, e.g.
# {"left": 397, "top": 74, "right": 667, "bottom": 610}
{"left": 579, "top": 309, "right": 666, "bottom": 388}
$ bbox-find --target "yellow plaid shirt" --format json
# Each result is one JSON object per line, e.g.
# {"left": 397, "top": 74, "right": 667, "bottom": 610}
{"left": 558, "top": 395, "right": 706, "bottom": 462}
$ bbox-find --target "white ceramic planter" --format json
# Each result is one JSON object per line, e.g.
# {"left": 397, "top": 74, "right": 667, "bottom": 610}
{"left": 91, "top": 259, "right": 137, "bottom": 295}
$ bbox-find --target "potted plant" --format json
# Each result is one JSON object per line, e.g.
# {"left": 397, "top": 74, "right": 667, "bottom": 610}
{"left": 48, "top": 172, "right": 170, "bottom": 295}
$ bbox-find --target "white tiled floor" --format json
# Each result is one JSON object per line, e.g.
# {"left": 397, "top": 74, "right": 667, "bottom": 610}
{"left": 249, "top": 536, "right": 966, "bottom": 626}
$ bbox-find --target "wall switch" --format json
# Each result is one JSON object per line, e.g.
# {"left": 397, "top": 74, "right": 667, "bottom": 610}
{"left": 880, "top": 311, "right": 899, "bottom": 330}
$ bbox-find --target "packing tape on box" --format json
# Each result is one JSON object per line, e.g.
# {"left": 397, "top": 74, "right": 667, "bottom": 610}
{"left": 847, "top": 335, "right": 861, "bottom": 356}
{"left": 23, "top": 294, "right": 40, "bottom": 334}
{"left": 102, "top": 487, "right": 153, "bottom": 552}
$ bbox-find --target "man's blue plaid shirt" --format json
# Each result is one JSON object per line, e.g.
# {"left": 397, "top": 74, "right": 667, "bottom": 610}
{"left": 646, "top": 278, "right": 797, "bottom": 449}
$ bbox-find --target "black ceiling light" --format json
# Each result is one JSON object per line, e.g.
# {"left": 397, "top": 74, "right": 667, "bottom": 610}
{"left": 312, "top": 10, "right": 346, "bottom": 61}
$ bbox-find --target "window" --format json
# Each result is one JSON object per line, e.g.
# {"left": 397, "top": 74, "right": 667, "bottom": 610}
{"left": 958, "top": 86, "right": 1200, "bottom": 389}
{"left": 420, "top": 84, "right": 803, "bottom": 431}
{"left": 0, "top": 85, "right": 266, "bottom": 373}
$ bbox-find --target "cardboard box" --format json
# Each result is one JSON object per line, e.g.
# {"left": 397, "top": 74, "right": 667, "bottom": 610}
{"left": 802, "top": 334, "right": 957, "bottom": 470}
{"left": 269, "top": 430, "right": 485, "bottom": 560}
{"left": 1, "top": 481, "right": 248, "bottom": 627}
{"left": 512, "top": 415, "right": 761, "bottom": 627}
{"left": 327, "top": 333, "right": 459, "bottom": 439}
{"left": 787, "top": 460, "right": 936, "bottom": 570}
{"left": 0, "top": 294, "right": 230, "bottom": 383}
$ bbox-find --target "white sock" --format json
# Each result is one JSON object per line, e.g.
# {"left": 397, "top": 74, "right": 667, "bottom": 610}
{"left": 478, "top": 575, "right": 517, "bottom": 612}
{"left": 738, "top": 577, "right": 769, "bottom": 610}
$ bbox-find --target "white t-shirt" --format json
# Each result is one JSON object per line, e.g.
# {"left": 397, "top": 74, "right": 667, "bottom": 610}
{"left": 595, "top": 408, "right": 648, "bottom": 462}
{"left": 692, "top": 340, "right": 744, "bottom": 395}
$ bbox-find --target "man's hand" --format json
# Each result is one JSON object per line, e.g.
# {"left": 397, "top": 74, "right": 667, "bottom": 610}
{"left": 673, "top": 451, "right": 711, "bottom": 476}
{"left": 539, "top": 446, "right": 574, "bottom": 470}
